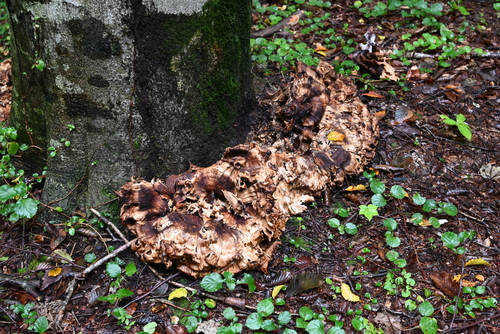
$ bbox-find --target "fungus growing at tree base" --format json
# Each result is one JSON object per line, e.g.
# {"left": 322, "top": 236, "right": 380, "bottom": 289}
{"left": 117, "top": 62, "right": 381, "bottom": 278}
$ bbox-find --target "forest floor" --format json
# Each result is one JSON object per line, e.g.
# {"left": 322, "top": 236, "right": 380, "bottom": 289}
{"left": 0, "top": 1, "right": 499, "bottom": 333}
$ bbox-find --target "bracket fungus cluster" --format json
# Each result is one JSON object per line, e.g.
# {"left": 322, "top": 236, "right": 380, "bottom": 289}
{"left": 117, "top": 62, "right": 381, "bottom": 278}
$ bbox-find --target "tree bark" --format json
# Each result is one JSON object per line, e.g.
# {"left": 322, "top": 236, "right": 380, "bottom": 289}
{"left": 7, "top": 0, "right": 253, "bottom": 219}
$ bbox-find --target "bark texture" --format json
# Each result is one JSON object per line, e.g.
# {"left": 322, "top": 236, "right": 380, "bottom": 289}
{"left": 117, "top": 62, "right": 381, "bottom": 278}
{"left": 7, "top": 0, "right": 253, "bottom": 218}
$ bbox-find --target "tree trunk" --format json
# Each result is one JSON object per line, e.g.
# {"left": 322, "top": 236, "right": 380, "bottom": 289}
{"left": 7, "top": 0, "right": 253, "bottom": 219}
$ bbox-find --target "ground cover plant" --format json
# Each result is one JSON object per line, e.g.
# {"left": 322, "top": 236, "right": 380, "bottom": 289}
{"left": 0, "top": 0, "right": 499, "bottom": 333}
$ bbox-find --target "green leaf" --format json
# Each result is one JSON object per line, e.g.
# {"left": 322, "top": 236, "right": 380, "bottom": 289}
{"left": 439, "top": 202, "right": 458, "bottom": 216}
{"left": 440, "top": 115, "right": 456, "bottom": 125}
{"left": 359, "top": 204, "right": 379, "bottom": 220}
{"left": 441, "top": 232, "right": 461, "bottom": 249}
{"left": 429, "top": 217, "right": 440, "bottom": 228}
{"left": 106, "top": 263, "right": 122, "bottom": 278}
{"left": 383, "top": 218, "right": 398, "bottom": 231}
{"left": 115, "top": 288, "right": 134, "bottom": 299}
{"left": 16, "top": 198, "right": 40, "bottom": 219}
{"left": 299, "top": 306, "right": 314, "bottom": 321}
{"left": 142, "top": 322, "right": 157, "bottom": 334}
{"left": 411, "top": 212, "right": 424, "bottom": 225}
{"left": 305, "top": 319, "right": 325, "bottom": 334}
{"left": 457, "top": 123, "right": 472, "bottom": 140}
{"left": 390, "top": 185, "right": 406, "bottom": 199}
{"left": 419, "top": 301, "right": 434, "bottom": 316}
{"left": 345, "top": 223, "right": 358, "bottom": 235}
{"left": 371, "top": 194, "right": 387, "bottom": 207}
{"left": 412, "top": 193, "right": 426, "bottom": 205}
{"left": 84, "top": 253, "right": 97, "bottom": 263}
{"left": 200, "top": 273, "right": 224, "bottom": 292}
{"left": 7, "top": 142, "right": 20, "bottom": 155}
{"left": 237, "top": 272, "right": 256, "bottom": 293}
{"left": 386, "top": 250, "right": 399, "bottom": 262}
{"left": 0, "top": 184, "right": 18, "bottom": 202}
{"left": 245, "top": 313, "right": 263, "bottom": 330}
{"left": 184, "top": 316, "right": 199, "bottom": 332}
{"left": 257, "top": 298, "right": 274, "bottom": 317}
{"left": 278, "top": 311, "right": 292, "bottom": 325}
{"left": 422, "top": 199, "right": 437, "bottom": 212}
{"left": 328, "top": 327, "right": 346, "bottom": 334}
{"left": 370, "top": 181, "right": 386, "bottom": 194}
{"left": 32, "top": 316, "right": 49, "bottom": 334}
{"left": 125, "top": 261, "right": 137, "bottom": 277}
{"left": 261, "top": 319, "right": 276, "bottom": 331}
{"left": 223, "top": 307, "right": 236, "bottom": 320}
{"left": 420, "top": 316, "right": 438, "bottom": 334}
{"left": 385, "top": 233, "right": 401, "bottom": 248}
{"left": 327, "top": 218, "right": 340, "bottom": 228}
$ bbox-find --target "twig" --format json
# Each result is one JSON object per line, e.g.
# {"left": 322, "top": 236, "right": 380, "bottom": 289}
{"left": 251, "top": 10, "right": 306, "bottom": 38}
{"left": 0, "top": 274, "right": 42, "bottom": 300}
{"left": 90, "top": 208, "right": 128, "bottom": 241}
{"left": 54, "top": 238, "right": 136, "bottom": 323}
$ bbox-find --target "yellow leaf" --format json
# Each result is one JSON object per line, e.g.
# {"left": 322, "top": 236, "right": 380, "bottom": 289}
{"left": 272, "top": 285, "right": 285, "bottom": 299}
{"left": 315, "top": 50, "right": 326, "bottom": 56}
{"left": 346, "top": 184, "right": 367, "bottom": 191}
{"left": 327, "top": 131, "right": 345, "bottom": 142}
{"left": 49, "top": 267, "right": 62, "bottom": 277}
{"left": 53, "top": 249, "right": 73, "bottom": 262}
{"left": 465, "top": 258, "right": 490, "bottom": 266}
{"left": 168, "top": 288, "right": 188, "bottom": 300}
{"left": 341, "top": 283, "right": 360, "bottom": 302}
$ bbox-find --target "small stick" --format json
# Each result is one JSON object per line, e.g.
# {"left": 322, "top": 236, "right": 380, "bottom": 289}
{"left": 54, "top": 238, "right": 136, "bottom": 323}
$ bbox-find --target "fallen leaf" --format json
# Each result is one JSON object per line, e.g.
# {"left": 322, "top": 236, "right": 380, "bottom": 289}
{"left": 327, "top": 131, "right": 345, "bottom": 141}
{"left": 346, "top": 184, "right": 367, "bottom": 191}
{"left": 465, "top": 258, "right": 490, "bottom": 266}
{"left": 431, "top": 272, "right": 460, "bottom": 297}
{"left": 341, "top": 283, "right": 360, "bottom": 302}
{"left": 53, "top": 249, "right": 73, "bottom": 262}
{"left": 363, "top": 91, "right": 384, "bottom": 98}
{"left": 49, "top": 267, "right": 62, "bottom": 277}
{"left": 480, "top": 163, "right": 500, "bottom": 180}
{"left": 476, "top": 274, "right": 485, "bottom": 281}
{"left": 461, "top": 280, "right": 478, "bottom": 287}
{"left": 286, "top": 272, "right": 324, "bottom": 297}
{"left": 168, "top": 287, "right": 188, "bottom": 300}
{"left": 272, "top": 285, "right": 285, "bottom": 299}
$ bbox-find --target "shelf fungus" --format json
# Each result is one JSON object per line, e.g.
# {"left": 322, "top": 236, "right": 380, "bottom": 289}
{"left": 117, "top": 62, "right": 381, "bottom": 278}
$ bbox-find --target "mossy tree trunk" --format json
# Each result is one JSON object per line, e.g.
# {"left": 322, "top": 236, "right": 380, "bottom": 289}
{"left": 7, "top": 0, "right": 253, "bottom": 219}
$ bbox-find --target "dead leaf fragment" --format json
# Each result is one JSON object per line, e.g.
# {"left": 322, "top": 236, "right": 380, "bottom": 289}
{"left": 327, "top": 131, "right": 345, "bottom": 141}
{"left": 363, "top": 91, "right": 384, "bottom": 98}
{"left": 272, "top": 285, "right": 285, "bottom": 299}
{"left": 341, "top": 283, "right": 360, "bottom": 302}
{"left": 286, "top": 272, "right": 324, "bottom": 297}
{"left": 346, "top": 184, "right": 367, "bottom": 191}
{"left": 480, "top": 163, "right": 500, "bottom": 180}
{"left": 430, "top": 272, "right": 460, "bottom": 297}
{"left": 48, "top": 267, "right": 62, "bottom": 277}
{"left": 465, "top": 258, "right": 490, "bottom": 266}
{"left": 169, "top": 287, "right": 188, "bottom": 300}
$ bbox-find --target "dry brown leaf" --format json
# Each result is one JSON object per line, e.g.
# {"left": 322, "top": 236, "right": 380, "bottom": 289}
{"left": 476, "top": 274, "right": 485, "bottom": 282}
{"left": 430, "top": 272, "right": 460, "bottom": 297}
{"left": 341, "top": 283, "right": 360, "bottom": 302}
{"left": 363, "top": 91, "right": 384, "bottom": 98}
{"left": 461, "top": 280, "right": 478, "bottom": 287}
